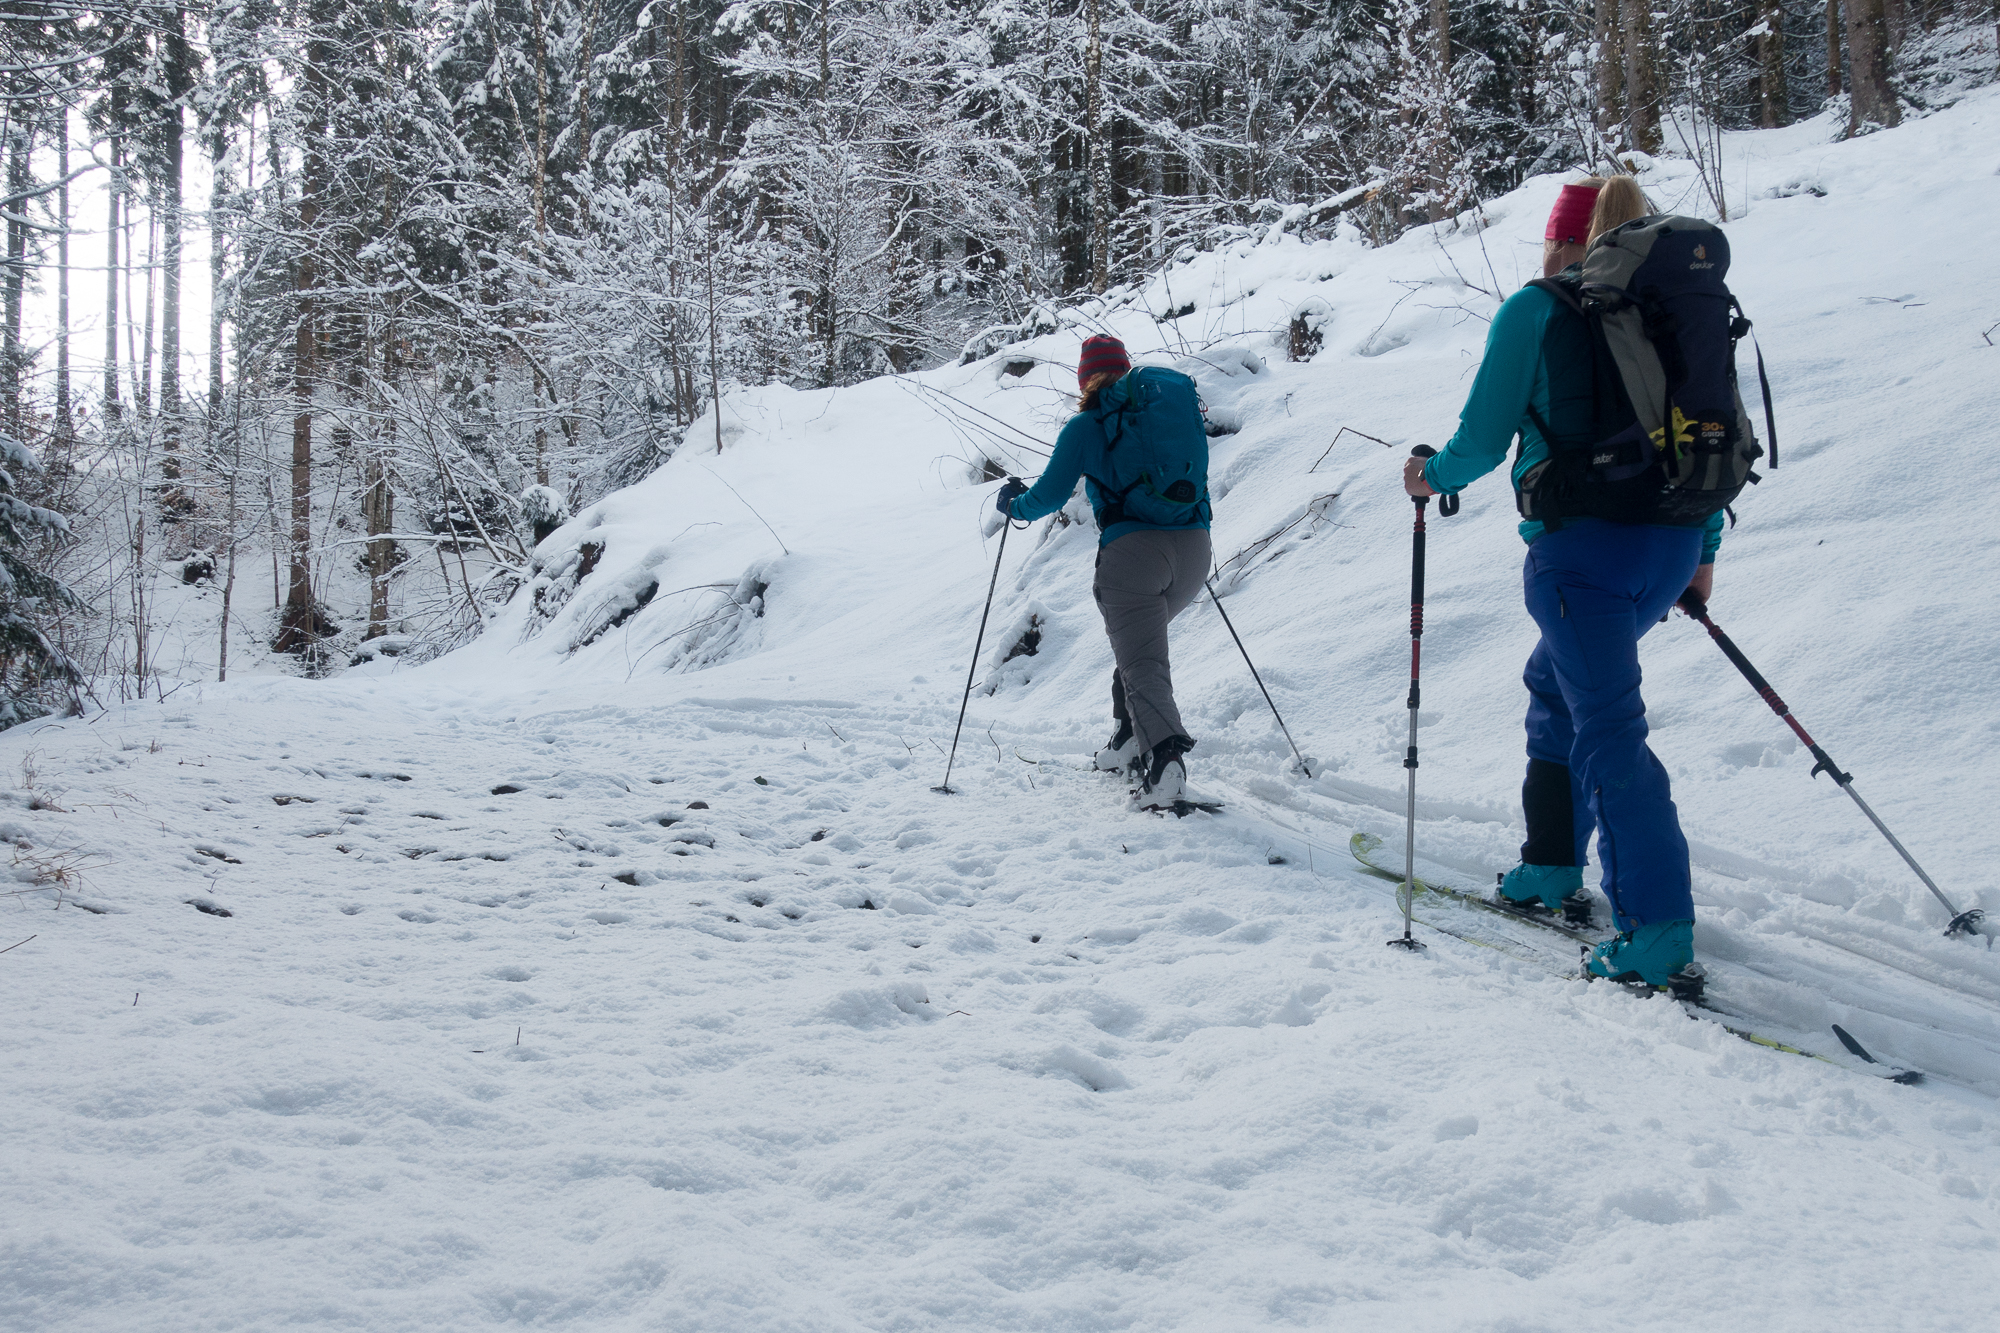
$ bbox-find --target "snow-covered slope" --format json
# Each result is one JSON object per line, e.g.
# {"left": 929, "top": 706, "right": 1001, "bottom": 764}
{"left": 5, "top": 94, "right": 1999, "bottom": 1330}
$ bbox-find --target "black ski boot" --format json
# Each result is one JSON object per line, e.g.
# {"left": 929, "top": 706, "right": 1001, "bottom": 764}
{"left": 1095, "top": 719, "right": 1142, "bottom": 774}
{"left": 1134, "top": 735, "right": 1196, "bottom": 811}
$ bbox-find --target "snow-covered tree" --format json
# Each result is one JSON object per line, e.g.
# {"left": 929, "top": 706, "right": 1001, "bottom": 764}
{"left": 0, "top": 436, "right": 84, "bottom": 726}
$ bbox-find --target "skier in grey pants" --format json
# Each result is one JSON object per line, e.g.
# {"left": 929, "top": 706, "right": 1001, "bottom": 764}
{"left": 997, "top": 334, "right": 1212, "bottom": 807}
{"left": 1093, "top": 530, "right": 1211, "bottom": 790}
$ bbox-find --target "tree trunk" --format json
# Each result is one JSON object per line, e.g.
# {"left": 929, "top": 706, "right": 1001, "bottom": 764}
{"left": 130, "top": 513, "right": 147, "bottom": 689}
{"left": 159, "top": 3, "right": 189, "bottom": 517}
{"left": 55, "top": 112, "right": 71, "bottom": 447}
{"left": 1758, "top": 2, "right": 1792, "bottom": 127}
{"left": 1620, "top": 0, "right": 1662, "bottom": 154}
{"left": 574, "top": 0, "right": 601, "bottom": 212}
{"left": 528, "top": 0, "right": 549, "bottom": 238}
{"left": 364, "top": 327, "right": 394, "bottom": 641}
{"left": 528, "top": 0, "right": 552, "bottom": 483}
{"left": 1086, "top": 0, "right": 1108, "bottom": 293}
{"left": 1426, "top": 0, "right": 1455, "bottom": 220}
{"left": 3, "top": 120, "right": 28, "bottom": 440}
{"left": 138, "top": 200, "right": 156, "bottom": 418}
{"left": 1881, "top": 0, "right": 1907, "bottom": 55}
{"left": 1595, "top": 0, "right": 1625, "bottom": 143}
{"left": 1846, "top": 0, "right": 1901, "bottom": 131}
{"left": 218, "top": 425, "right": 238, "bottom": 681}
{"left": 209, "top": 123, "right": 226, "bottom": 443}
{"left": 104, "top": 115, "right": 121, "bottom": 427}
{"left": 278, "top": 17, "right": 330, "bottom": 655}
{"left": 1826, "top": 0, "right": 1843, "bottom": 97}
{"left": 705, "top": 220, "right": 724, "bottom": 449}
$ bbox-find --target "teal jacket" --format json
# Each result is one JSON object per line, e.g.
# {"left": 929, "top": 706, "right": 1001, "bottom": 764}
{"left": 1420, "top": 283, "right": 1724, "bottom": 564}
{"left": 1008, "top": 390, "right": 1212, "bottom": 548}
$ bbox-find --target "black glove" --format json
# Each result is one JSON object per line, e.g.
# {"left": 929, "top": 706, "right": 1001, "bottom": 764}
{"left": 994, "top": 477, "right": 1028, "bottom": 517}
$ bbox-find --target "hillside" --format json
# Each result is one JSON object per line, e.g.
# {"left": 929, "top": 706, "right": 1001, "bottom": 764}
{"left": 4, "top": 93, "right": 1998, "bottom": 1330}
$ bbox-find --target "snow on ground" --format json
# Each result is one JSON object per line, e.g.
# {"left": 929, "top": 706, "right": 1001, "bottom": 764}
{"left": 6, "top": 92, "right": 2000, "bottom": 1330}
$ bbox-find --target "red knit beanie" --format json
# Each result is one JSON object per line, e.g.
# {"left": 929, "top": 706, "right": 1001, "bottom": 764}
{"left": 1077, "top": 334, "right": 1132, "bottom": 389}
{"left": 1545, "top": 183, "right": 1602, "bottom": 246}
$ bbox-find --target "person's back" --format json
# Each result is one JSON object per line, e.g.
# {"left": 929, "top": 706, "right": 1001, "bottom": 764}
{"left": 998, "top": 335, "right": 1213, "bottom": 809}
{"left": 1401, "top": 176, "right": 1721, "bottom": 992}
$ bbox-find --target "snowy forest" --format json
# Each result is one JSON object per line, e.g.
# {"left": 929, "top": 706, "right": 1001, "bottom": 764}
{"left": 0, "top": 1, "right": 1996, "bottom": 721}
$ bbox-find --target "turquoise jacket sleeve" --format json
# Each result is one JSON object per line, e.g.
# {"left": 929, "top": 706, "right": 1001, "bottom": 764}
{"left": 1422, "top": 285, "right": 1552, "bottom": 497}
{"left": 1698, "top": 510, "right": 1723, "bottom": 564}
{"left": 1009, "top": 414, "right": 1095, "bottom": 523}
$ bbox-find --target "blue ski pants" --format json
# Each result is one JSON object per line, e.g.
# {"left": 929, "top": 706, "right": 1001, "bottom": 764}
{"left": 1521, "top": 520, "right": 1701, "bottom": 931}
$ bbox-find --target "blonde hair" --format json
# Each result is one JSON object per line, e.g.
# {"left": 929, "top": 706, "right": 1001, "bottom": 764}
{"left": 1587, "top": 175, "right": 1653, "bottom": 245}
{"left": 1077, "top": 370, "right": 1118, "bottom": 411}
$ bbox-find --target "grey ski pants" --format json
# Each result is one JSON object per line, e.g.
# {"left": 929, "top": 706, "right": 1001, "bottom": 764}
{"left": 1094, "top": 528, "right": 1212, "bottom": 755}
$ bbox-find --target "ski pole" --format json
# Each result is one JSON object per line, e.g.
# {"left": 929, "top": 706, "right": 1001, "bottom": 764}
{"left": 1389, "top": 446, "right": 1456, "bottom": 950}
{"left": 1678, "top": 590, "right": 1985, "bottom": 940}
{"left": 934, "top": 505, "right": 1014, "bottom": 795}
{"left": 1205, "top": 578, "right": 1311, "bottom": 778}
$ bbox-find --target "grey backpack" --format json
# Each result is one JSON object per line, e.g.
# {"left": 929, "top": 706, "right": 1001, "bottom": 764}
{"left": 1520, "top": 215, "right": 1776, "bottom": 528}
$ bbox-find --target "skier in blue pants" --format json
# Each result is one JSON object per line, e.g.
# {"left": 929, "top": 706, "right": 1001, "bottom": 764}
{"left": 1518, "top": 523, "right": 1702, "bottom": 934}
{"left": 1402, "top": 176, "right": 1715, "bottom": 986}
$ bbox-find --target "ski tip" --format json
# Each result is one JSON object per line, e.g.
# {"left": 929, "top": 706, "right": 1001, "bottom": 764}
{"left": 1832, "top": 1025, "right": 1924, "bottom": 1084}
{"left": 1830, "top": 1024, "right": 1876, "bottom": 1063}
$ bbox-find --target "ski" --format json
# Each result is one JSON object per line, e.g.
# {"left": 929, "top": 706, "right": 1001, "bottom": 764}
{"left": 1678, "top": 991, "right": 1922, "bottom": 1084}
{"left": 1346, "top": 832, "right": 1926, "bottom": 1083}
{"left": 1349, "top": 831, "right": 1609, "bottom": 946}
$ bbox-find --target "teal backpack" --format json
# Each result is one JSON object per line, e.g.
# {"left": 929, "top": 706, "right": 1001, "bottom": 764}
{"left": 1084, "top": 367, "right": 1211, "bottom": 529}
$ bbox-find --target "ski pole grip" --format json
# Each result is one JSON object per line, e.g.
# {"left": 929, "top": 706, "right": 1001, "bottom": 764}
{"left": 1677, "top": 589, "right": 1708, "bottom": 620}
{"left": 1409, "top": 445, "right": 1458, "bottom": 515}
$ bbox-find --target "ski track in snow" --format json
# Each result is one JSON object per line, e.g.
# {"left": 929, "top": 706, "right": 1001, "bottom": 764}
{"left": 9, "top": 91, "right": 2000, "bottom": 1330}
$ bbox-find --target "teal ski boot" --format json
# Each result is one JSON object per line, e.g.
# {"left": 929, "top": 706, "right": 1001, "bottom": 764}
{"left": 1496, "top": 864, "right": 1591, "bottom": 923}
{"left": 1585, "top": 920, "right": 1700, "bottom": 998}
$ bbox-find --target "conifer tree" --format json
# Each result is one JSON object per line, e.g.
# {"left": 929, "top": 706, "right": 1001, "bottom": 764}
{"left": 0, "top": 434, "right": 84, "bottom": 726}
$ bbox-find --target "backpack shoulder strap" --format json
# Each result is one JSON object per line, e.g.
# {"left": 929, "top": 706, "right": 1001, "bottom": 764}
{"left": 1097, "top": 371, "right": 1141, "bottom": 451}
{"left": 1525, "top": 275, "right": 1586, "bottom": 316}
{"left": 1731, "top": 296, "right": 1780, "bottom": 470}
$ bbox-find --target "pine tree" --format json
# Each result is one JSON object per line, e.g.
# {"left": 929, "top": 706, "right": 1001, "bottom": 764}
{"left": 0, "top": 434, "right": 85, "bottom": 727}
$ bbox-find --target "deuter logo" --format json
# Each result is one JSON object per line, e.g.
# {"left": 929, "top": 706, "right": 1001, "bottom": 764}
{"left": 1689, "top": 240, "right": 1715, "bottom": 271}
{"left": 1694, "top": 244, "right": 1706, "bottom": 260}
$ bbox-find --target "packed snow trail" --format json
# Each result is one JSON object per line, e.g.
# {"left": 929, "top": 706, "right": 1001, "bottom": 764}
{"left": 4, "top": 683, "right": 1998, "bottom": 1331}
{"left": 9, "top": 91, "right": 2000, "bottom": 1329}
